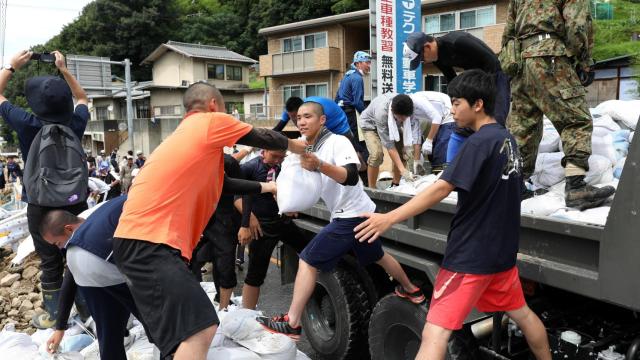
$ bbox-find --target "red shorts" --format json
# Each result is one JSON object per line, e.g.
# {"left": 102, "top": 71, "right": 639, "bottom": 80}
{"left": 426, "top": 266, "right": 526, "bottom": 330}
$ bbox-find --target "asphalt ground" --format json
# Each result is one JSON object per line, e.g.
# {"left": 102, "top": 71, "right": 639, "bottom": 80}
{"left": 204, "top": 245, "right": 321, "bottom": 359}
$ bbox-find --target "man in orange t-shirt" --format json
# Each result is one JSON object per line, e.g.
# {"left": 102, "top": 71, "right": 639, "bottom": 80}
{"left": 112, "top": 82, "right": 306, "bottom": 360}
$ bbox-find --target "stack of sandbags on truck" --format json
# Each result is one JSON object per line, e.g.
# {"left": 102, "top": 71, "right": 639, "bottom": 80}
{"left": 531, "top": 114, "right": 619, "bottom": 190}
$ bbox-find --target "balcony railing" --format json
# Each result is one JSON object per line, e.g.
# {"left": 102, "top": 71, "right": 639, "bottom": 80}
{"left": 260, "top": 47, "right": 342, "bottom": 77}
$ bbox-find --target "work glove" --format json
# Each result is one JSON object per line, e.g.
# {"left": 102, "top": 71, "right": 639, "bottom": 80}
{"left": 422, "top": 139, "right": 433, "bottom": 157}
{"left": 422, "top": 138, "right": 433, "bottom": 156}
{"left": 413, "top": 159, "right": 426, "bottom": 176}
{"left": 401, "top": 169, "right": 415, "bottom": 183}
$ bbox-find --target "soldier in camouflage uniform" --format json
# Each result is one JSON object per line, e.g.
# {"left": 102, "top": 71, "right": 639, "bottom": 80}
{"left": 503, "top": 0, "right": 615, "bottom": 210}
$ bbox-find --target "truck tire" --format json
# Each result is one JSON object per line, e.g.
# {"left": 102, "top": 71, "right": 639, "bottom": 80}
{"left": 368, "top": 294, "right": 478, "bottom": 360}
{"left": 301, "top": 264, "right": 371, "bottom": 359}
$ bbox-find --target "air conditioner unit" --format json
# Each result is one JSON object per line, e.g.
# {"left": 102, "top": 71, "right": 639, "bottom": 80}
{"left": 181, "top": 80, "right": 190, "bottom": 87}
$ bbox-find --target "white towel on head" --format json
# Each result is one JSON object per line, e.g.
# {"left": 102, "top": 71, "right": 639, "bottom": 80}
{"left": 387, "top": 103, "right": 413, "bottom": 145}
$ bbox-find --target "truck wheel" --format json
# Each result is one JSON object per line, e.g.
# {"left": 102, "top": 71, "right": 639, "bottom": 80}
{"left": 301, "top": 264, "right": 370, "bottom": 359}
{"left": 368, "top": 294, "right": 478, "bottom": 360}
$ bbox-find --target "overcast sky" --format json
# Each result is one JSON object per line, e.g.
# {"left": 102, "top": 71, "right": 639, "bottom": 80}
{"left": 2, "top": 0, "right": 93, "bottom": 64}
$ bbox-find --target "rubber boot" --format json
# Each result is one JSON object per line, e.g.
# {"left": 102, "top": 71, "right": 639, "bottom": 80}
{"left": 565, "top": 175, "right": 615, "bottom": 211}
{"left": 31, "top": 283, "right": 60, "bottom": 329}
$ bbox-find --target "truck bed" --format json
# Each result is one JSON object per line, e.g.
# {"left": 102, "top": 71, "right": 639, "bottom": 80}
{"left": 295, "top": 132, "right": 640, "bottom": 313}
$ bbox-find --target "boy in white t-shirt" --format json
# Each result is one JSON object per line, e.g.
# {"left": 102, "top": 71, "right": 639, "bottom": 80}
{"left": 257, "top": 101, "right": 424, "bottom": 339}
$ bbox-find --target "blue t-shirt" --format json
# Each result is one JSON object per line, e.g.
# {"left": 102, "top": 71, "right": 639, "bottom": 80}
{"left": 335, "top": 70, "right": 365, "bottom": 113}
{"left": 68, "top": 195, "right": 127, "bottom": 264}
{"left": 275, "top": 97, "right": 351, "bottom": 136}
{"left": 0, "top": 101, "right": 89, "bottom": 162}
{"left": 440, "top": 123, "right": 522, "bottom": 274}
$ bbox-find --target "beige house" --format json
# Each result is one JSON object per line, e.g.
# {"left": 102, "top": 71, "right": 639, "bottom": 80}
{"left": 259, "top": 0, "right": 509, "bottom": 112}
{"left": 141, "top": 41, "right": 258, "bottom": 117}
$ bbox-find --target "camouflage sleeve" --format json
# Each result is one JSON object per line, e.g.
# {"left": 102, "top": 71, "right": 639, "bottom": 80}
{"left": 562, "top": 0, "right": 594, "bottom": 69}
{"left": 502, "top": 0, "right": 516, "bottom": 47}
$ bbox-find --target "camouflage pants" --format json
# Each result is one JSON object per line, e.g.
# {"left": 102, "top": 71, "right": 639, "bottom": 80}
{"left": 507, "top": 56, "right": 592, "bottom": 178}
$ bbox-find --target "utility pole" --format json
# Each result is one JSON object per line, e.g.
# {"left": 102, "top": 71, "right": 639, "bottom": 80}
{"left": 124, "top": 59, "right": 134, "bottom": 153}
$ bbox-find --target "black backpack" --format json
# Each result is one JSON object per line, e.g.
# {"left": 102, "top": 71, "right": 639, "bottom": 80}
{"left": 23, "top": 122, "right": 88, "bottom": 206}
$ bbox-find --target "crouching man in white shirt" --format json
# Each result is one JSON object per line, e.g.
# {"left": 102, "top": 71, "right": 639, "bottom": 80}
{"left": 256, "top": 101, "right": 425, "bottom": 339}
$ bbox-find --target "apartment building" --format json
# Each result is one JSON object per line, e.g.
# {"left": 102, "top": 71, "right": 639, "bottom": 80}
{"left": 259, "top": 0, "right": 509, "bottom": 114}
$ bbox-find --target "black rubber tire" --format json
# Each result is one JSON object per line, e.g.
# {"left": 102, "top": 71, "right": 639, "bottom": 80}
{"left": 368, "top": 294, "right": 478, "bottom": 360}
{"left": 301, "top": 264, "right": 371, "bottom": 359}
{"left": 339, "top": 255, "right": 381, "bottom": 311}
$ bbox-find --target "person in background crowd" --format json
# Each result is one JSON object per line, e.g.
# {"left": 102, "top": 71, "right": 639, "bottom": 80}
{"left": 0, "top": 50, "right": 90, "bottom": 329}
{"left": 119, "top": 156, "right": 135, "bottom": 195}
{"left": 232, "top": 105, "right": 240, "bottom": 120}
{"left": 135, "top": 150, "right": 146, "bottom": 169}
{"left": 5, "top": 155, "right": 22, "bottom": 183}
{"left": 0, "top": 157, "right": 5, "bottom": 190}
{"left": 86, "top": 151, "right": 96, "bottom": 177}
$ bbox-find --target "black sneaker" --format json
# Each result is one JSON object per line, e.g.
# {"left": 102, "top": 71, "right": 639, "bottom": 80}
{"left": 395, "top": 285, "right": 426, "bottom": 304}
{"left": 256, "top": 313, "right": 302, "bottom": 340}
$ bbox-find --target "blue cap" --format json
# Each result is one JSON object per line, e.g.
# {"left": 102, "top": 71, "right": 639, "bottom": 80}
{"left": 353, "top": 51, "right": 371, "bottom": 64}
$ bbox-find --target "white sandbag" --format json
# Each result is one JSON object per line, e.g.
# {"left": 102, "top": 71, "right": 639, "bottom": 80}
{"left": 614, "top": 157, "right": 626, "bottom": 179}
{"left": 592, "top": 113, "right": 621, "bottom": 132}
{"left": 612, "top": 130, "right": 631, "bottom": 160}
{"left": 126, "top": 323, "right": 160, "bottom": 360}
{"left": 585, "top": 155, "right": 614, "bottom": 185}
{"left": 276, "top": 154, "right": 322, "bottom": 213}
{"left": 59, "top": 334, "right": 94, "bottom": 353}
{"left": 30, "top": 329, "right": 54, "bottom": 347}
{"left": 531, "top": 152, "right": 564, "bottom": 188}
{"left": 549, "top": 206, "right": 611, "bottom": 226}
{"left": 207, "top": 347, "right": 261, "bottom": 360}
{"left": 595, "top": 100, "right": 640, "bottom": 129}
{"left": 539, "top": 121, "right": 561, "bottom": 153}
{"left": 79, "top": 340, "right": 100, "bottom": 360}
{"left": 221, "top": 309, "right": 297, "bottom": 359}
{"left": 521, "top": 191, "right": 566, "bottom": 216}
{"left": 591, "top": 133, "right": 617, "bottom": 164}
{"left": 0, "top": 327, "right": 39, "bottom": 359}
{"left": 591, "top": 126, "right": 612, "bottom": 139}
{"left": 389, "top": 183, "right": 417, "bottom": 196}
{"left": 12, "top": 236, "right": 35, "bottom": 265}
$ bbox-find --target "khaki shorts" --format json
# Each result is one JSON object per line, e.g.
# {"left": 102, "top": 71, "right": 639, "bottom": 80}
{"left": 362, "top": 130, "right": 406, "bottom": 168}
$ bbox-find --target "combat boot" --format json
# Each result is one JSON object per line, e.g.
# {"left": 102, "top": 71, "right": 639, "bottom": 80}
{"left": 31, "top": 282, "right": 61, "bottom": 329}
{"left": 565, "top": 175, "right": 615, "bottom": 211}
